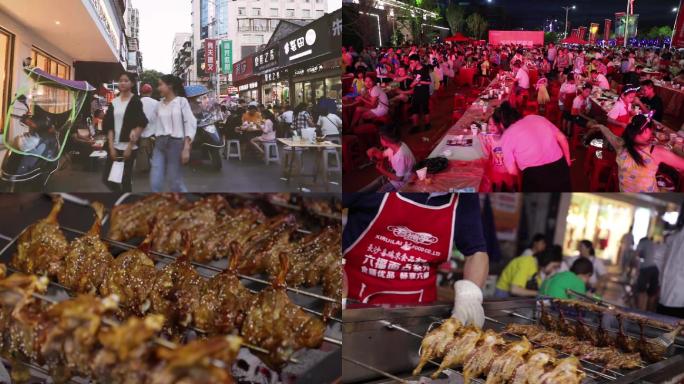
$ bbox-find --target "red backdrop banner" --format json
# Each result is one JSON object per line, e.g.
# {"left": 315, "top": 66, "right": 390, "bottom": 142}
{"left": 673, "top": 0, "right": 684, "bottom": 48}
{"left": 604, "top": 19, "right": 612, "bottom": 41}
{"left": 488, "top": 30, "right": 544, "bottom": 46}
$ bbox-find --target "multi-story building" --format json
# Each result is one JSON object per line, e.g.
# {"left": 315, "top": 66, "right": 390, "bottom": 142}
{"left": 123, "top": 1, "right": 142, "bottom": 75}
{"left": 171, "top": 32, "right": 193, "bottom": 83}
{"left": 189, "top": 0, "right": 332, "bottom": 89}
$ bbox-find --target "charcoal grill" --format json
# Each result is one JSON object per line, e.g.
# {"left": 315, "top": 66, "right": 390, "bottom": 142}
{"left": 0, "top": 193, "right": 342, "bottom": 384}
{"left": 342, "top": 297, "right": 684, "bottom": 384}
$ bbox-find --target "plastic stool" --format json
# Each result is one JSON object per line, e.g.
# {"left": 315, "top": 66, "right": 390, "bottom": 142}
{"left": 264, "top": 141, "right": 280, "bottom": 165}
{"left": 323, "top": 148, "right": 341, "bottom": 176}
{"left": 227, "top": 140, "right": 241, "bottom": 160}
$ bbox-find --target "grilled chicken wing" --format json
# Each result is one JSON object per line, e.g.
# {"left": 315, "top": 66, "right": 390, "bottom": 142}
{"left": 321, "top": 261, "right": 342, "bottom": 320}
{"left": 511, "top": 348, "right": 556, "bottom": 384}
{"left": 11, "top": 196, "right": 68, "bottom": 277}
{"left": 91, "top": 314, "right": 165, "bottom": 384}
{"left": 413, "top": 318, "right": 462, "bottom": 376}
{"left": 485, "top": 337, "right": 532, "bottom": 384}
{"left": 463, "top": 329, "right": 506, "bottom": 384}
{"left": 431, "top": 326, "right": 482, "bottom": 379}
{"left": 237, "top": 214, "right": 296, "bottom": 275}
{"left": 150, "top": 197, "right": 223, "bottom": 255}
{"left": 58, "top": 202, "right": 112, "bottom": 294}
{"left": 0, "top": 270, "right": 49, "bottom": 383}
{"left": 538, "top": 356, "right": 585, "bottom": 384}
{"left": 39, "top": 295, "right": 119, "bottom": 382}
{"left": 241, "top": 253, "right": 326, "bottom": 369}
{"left": 194, "top": 242, "right": 253, "bottom": 334}
{"left": 148, "top": 233, "right": 204, "bottom": 329}
{"left": 150, "top": 336, "right": 242, "bottom": 384}
{"left": 108, "top": 194, "right": 184, "bottom": 241}
{"left": 188, "top": 207, "right": 264, "bottom": 263}
{"left": 100, "top": 238, "right": 157, "bottom": 316}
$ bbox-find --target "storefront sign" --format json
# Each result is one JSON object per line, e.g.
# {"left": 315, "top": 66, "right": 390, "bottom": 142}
{"left": 238, "top": 82, "right": 258, "bottom": 91}
{"left": 88, "top": 0, "right": 122, "bottom": 58}
{"left": 205, "top": 39, "right": 217, "bottom": 73}
{"left": 254, "top": 47, "right": 279, "bottom": 72}
{"left": 292, "top": 64, "right": 324, "bottom": 77}
{"left": 488, "top": 31, "right": 544, "bottom": 46}
{"left": 279, "top": 11, "right": 340, "bottom": 67}
{"left": 220, "top": 40, "right": 233, "bottom": 74}
{"left": 263, "top": 68, "right": 287, "bottom": 83}
{"left": 232, "top": 56, "right": 254, "bottom": 82}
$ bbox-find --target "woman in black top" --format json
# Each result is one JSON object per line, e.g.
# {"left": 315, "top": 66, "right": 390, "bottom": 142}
{"left": 101, "top": 72, "right": 148, "bottom": 192}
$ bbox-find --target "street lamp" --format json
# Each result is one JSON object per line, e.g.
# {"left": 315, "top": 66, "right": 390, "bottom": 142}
{"left": 562, "top": 5, "right": 576, "bottom": 38}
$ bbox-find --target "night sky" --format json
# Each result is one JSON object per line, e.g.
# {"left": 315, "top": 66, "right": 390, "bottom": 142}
{"left": 463, "top": 0, "right": 680, "bottom": 31}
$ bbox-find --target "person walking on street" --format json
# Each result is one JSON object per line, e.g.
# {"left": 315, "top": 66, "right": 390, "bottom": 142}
{"left": 150, "top": 74, "right": 196, "bottom": 192}
{"left": 102, "top": 72, "right": 148, "bottom": 192}
{"left": 138, "top": 83, "right": 158, "bottom": 171}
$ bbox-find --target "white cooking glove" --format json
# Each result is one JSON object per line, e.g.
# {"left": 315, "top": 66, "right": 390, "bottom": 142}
{"left": 451, "top": 279, "right": 485, "bottom": 328}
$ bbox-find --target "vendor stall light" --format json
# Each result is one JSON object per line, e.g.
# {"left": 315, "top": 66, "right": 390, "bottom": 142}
{"left": 55, "top": 21, "right": 61, "bottom": 25}
{"left": 422, "top": 24, "right": 449, "bottom": 30}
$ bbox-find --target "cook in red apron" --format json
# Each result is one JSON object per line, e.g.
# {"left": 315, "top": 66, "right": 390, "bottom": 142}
{"left": 344, "top": 193, "right": 458, "bottom": 305}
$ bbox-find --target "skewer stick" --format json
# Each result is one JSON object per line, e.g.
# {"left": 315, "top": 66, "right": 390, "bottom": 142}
{"left": 342, "top": 355, "right": 410, "bottom": 383}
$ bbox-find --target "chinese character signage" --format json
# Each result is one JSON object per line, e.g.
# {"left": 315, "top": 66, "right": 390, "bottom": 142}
{"left": 232, "top": 55, "right": 254, "bottom": 83}
{"left": 254, "top": 47, "right": 279, "bottom": 73}
{"left": 279, "top": 10, "right": 341, "bottom": 67}
{"left": 205, "top": 39, "right": 217, "bottom": 73}
{"left": 220, "top": 40, "right": 232, "bottom": 74}
{"left": 263, "top": 68, "right": 288, "bottom": 83}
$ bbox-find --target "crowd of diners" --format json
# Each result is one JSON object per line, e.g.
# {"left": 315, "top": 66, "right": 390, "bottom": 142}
{"left": 342, "top": 41, "right": 684, "bottom": 192}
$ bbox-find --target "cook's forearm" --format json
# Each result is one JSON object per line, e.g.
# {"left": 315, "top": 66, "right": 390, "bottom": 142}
{"left": 463, "top": 251, "right": 488, "bottom": 288}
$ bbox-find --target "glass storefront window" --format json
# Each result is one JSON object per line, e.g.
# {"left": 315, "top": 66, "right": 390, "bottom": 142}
{"left": 563, "top": 194, "right": 635, "bottom": 264}
{"left": 325, "top": 76, "right": 342, "bottom": 102}
{"left": 303, "top": 82, "right": 311, "bottom": 105}
{"left": 0, "top": 28, "right": 12, "bottom": 134}
{"left": 294, "top": 82, "right": 303, "bottom": 106}
{"left": 313, "top": 80, "right": 324, "bottom": 102}
{"left": 31, "top": 48, "right": 70, "bottom": 79}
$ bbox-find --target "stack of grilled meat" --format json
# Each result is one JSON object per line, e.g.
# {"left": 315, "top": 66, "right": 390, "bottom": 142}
{"left": 0, "top": 265, "right": 243, "bottom": 384}
{"left": 413, "top": 318, "right": 586, "bottom": 384}
{"left": 8, "top": 195, "right": 337, "bottom": 373}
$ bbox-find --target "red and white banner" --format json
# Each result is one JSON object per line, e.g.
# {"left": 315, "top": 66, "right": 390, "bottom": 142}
{"left": 673, "top": 0, "right": 684, "bottom": 48}
{"left": 488, "top": 30, "right": 544, "bottom": 47}
{"left": 205, "top": 39, "right": 217, "bottom": 73}
{"left": 589, "top": 23, "right": 599, "bottom": 45}
{"left": 604, "top": 19, "right": 612, "bottom": 42}
{"left": 578, "top": 26, "right": 587, "bottom": 41}
{"left": 571, "top": 28, "right": 579, "bottom": 38}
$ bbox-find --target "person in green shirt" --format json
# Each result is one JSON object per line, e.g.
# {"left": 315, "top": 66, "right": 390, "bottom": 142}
{"left": 495, "top": 245, "right": 562, "bottom": 298}
{"left": 540, "top": 257, "right": 594, "bottom": 299}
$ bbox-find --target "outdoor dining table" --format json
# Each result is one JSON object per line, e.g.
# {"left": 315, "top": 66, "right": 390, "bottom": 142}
{"left": 401, "top": 75, "right": 514, "bottom": 193}
{"left": 277, "top": 138, "right": 341, "bottom": 192}
{"left": 653, "top": 80, "right": 684, "bottom": 128}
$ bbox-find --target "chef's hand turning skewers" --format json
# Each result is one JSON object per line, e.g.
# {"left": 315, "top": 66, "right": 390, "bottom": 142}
{"left": 8, "top": 196, "right": 334, "bottom": 371}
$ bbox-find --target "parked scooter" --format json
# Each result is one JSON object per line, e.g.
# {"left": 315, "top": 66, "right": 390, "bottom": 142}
{"left": 185, "top": 85, "right": 224, "bottom": 171}
{"left": 0, "top": 68, "right": 95, "bottom": 191}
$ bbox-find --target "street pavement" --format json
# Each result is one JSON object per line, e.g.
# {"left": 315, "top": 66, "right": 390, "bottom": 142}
{"left": 45, "top": 146, "right": 341, "bottom": 192}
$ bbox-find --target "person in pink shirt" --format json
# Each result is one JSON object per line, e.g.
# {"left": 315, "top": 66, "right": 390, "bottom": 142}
{"left": 494, "top": 102, "right": 572, "bottom": 191}
{"left": 480, "top": 116, "right": 517, "bottom": 191}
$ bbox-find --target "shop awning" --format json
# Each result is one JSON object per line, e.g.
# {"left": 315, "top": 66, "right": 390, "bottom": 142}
{"left": 26, "top": 67, "right": 95, "bottom": 91}
{"left": 0, "top": 0, "right": 126, "bottom": 64}
{"left": 445, "top": 32, "right": 473, "bottom": 42}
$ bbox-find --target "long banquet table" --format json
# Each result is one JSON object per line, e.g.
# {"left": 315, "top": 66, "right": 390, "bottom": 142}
{"left": 401, "top": 75, "right": 515, "bottom": 192}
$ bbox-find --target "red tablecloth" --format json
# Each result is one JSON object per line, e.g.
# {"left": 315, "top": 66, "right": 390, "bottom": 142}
{"left": 654, "top": 84, "right": 684, "bottom": 128}
{"left": 458, "top": 67, "right": 476, "bottom": 86}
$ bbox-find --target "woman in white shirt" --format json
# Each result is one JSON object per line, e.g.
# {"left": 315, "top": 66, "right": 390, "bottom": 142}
{"left": 150, "top": 74, "right": 197, "bottom": 192}
{"left": 250, "top": 107, "right": 277, "bottom": 154}
{"left": 316, "top": 112, "right": 342, "bottom": 140}
{"left": 101, "top": 72, "right": 148, "bottom": 192}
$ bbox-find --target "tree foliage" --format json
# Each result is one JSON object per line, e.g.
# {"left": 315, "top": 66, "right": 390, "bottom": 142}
{"left": 139, "top": 69, "right": 164, "bottom": 100}
{"left": 466, "top": 12, "right": 488, "bottom": 39}
{"left": 445, "top": 4, "right": 466, "bottom": 34}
